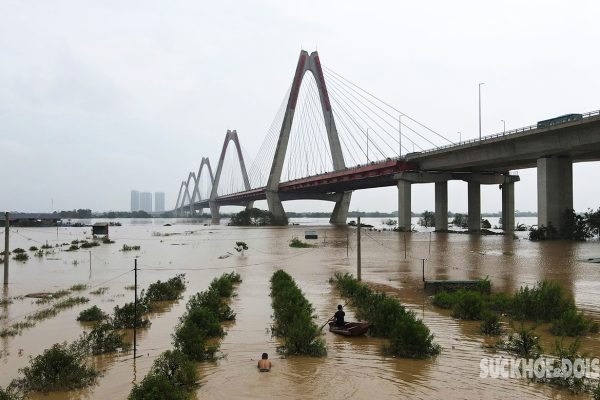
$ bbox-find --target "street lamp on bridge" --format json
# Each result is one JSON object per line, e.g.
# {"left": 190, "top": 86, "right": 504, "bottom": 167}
{"left": 366, "top": 127, "right": 369, "bottom": 163}
{"left": 478, "top": 82, "right": 485, "bottom": 141}
{"left": 501, "top": 119, "right": 506, "bottom": 134}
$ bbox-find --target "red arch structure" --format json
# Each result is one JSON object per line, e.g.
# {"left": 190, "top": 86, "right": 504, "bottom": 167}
{"left": 266, "top": 50, "right": 351, "bottom": 224}
{"left": 209, "top": 130, "right": 252, "bottom": 221}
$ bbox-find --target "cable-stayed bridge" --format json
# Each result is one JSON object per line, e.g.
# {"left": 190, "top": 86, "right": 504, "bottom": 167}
{"left": 173, "top": 50, "right": 600, "bottom": 234}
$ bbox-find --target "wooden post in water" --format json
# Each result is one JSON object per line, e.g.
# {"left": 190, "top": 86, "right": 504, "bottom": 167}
{"left": 346, "top": 233, "right": 349, "bottom": 257}
{"left": 429, "top": 232, "right": 432, "bottom": 255}
{"left": 422, "top": 259, "right": 425, "bottom": 282}
{"left": 357, "top": 217, "right": 362, "bottom": 281}
{"left": 4, "top": 212, "right": 8, "bottom": 285}
{"left": 404, "top": 234, "right": 407, "bottom": 259}
{"left": 133, "top": 258, "right": 138, "bottom": 359}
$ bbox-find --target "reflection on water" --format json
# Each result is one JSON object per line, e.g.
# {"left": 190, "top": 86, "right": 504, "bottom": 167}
{"left": 1, "top": 217, "right": 600, "bottom": 399}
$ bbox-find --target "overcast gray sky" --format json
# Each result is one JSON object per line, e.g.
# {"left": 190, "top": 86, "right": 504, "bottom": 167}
{"left": 2, "top": 0, "right": 599, "bottom": 214}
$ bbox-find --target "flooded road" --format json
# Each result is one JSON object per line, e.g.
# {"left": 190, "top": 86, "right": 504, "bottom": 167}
{"left": 1, "top": 217, "right": 600, "bottom": 399}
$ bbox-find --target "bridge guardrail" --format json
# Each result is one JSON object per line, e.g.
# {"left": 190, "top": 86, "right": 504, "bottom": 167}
{"left": 415, "top": 108, "right": 600, "bottom": 155}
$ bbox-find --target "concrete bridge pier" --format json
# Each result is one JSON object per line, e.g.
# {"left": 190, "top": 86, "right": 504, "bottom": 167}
{"left": 329, "top": 192, "right": 352, "bottom": 225}
{"left": 467, "top": 182, "right": 481, "bottom": 231}
{"left": 265, "top": 190, "right": 287, "bottom": 223}
{"left": 435, "top": 181, "right": 448, "bottom": 231}
{"left": 397, "top": 180, "right": 412, "bottom": 231}
{"left": 209, "top": 202, "right": 220, "bottom": 224}
{"left": 537, "top": 156, "right": 573, "bottom": 233}
{"left": 501, "top": 181, "right": 515, "bottom": 232}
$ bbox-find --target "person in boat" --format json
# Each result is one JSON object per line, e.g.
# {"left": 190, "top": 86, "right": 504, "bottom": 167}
{"left": 333, "top": 304, "right": 346, "bottom": 327}
{"left": 257, "top": 353, "right": 271, "bottom": 372}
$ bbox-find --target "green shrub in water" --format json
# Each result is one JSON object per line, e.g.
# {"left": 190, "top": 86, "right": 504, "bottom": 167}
{"left": 112, "top": 302, "right": 150, "bottom": 329}
{"left": 81, "top": 323, "right": 130, "bottom": 355}
{"left": 512, "top": 280, "right": 573, "bottom": 321}
{"left": 77, "top": 305, "right": 108, "bottom": 322}
{"left": 172, "top": 320, "right": 216, "bottom": 361}
{"left": 15, "top": 342, "right": 97, "bottom": 392}
{"left": 480, "top": 311, "right": 502, "bottom": 335}
{"left": 0, "top": 385, "right": 24, "bottom": 400}
{"left": 550, "top": 308, "right": 599, "bottom": 337}
{"left": 270, "top": 270, "right": 327, "bottom": 356}
{"left": 129, "top": 350, "right": 198, "bottom": 400}
{"left": 452, "top": 290, "right": 484, "bottom": 320}
{"left": 289, "top": 237, "right": 316, "bottom": 248}
{"left": 144, "top": 274, "right": 186, "bottom": 302}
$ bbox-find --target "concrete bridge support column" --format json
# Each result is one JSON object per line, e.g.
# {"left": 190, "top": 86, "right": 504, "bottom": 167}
{"left": 435, "top": 181, "right": 448, "bottom": 231}
{"left": 266, "top": 191, "right": 287, "bottom": 223}
{"left": 501, "top": 182, "right": 515, "bottom": 232}
{"left": 468, "top": 182, "right": 481, "bottom": 231}
{"left": 209, "top": 202, "right": 220, "bottom": 224}
{"left": 397, "top": 180, "right": 412, "bottom": 231}
{"left": 329, "top": 192, "right": 352, "bottom": 225}
{"left": 537, "top": 156, "right": 573, "bottom": 232}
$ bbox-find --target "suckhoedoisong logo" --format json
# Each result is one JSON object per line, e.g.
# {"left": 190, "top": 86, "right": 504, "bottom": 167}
{"left": 480, "top": 357, "right": 600, "bottom": 379}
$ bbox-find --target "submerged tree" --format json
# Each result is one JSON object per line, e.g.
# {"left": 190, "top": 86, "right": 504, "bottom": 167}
{"left": 418, "top": 211, "right": 435, "bottom": 227}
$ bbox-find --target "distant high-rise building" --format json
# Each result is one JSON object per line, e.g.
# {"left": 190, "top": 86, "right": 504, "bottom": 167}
{"left": 154, "top": 192, "right": 165, "bottom": 213}
{"left": 130, "top": 190, "right": 140, "bottom": 212}
{"left": 140, "top": 192, "right": 153, "bottom": 213}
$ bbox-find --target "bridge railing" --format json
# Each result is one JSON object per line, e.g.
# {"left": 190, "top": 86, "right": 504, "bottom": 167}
{"left": 415, "top": 108, "right": 600, "bottom": 155}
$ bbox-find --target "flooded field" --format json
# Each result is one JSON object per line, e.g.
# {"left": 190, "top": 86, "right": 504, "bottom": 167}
{"left": 2, "top": 217, "right": 600, "bottom": 399}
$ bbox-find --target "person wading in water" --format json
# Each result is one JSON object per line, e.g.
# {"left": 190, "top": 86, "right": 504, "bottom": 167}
{"left": 257, "top": 353, "right": 272, "bottom": 372}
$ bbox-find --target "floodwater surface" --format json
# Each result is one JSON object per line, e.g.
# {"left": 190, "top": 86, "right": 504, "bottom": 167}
{"left": 1, "top": 217, "right": 600, "bottom": 399}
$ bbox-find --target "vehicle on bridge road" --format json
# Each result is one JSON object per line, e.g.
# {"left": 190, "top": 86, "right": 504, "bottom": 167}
{"left": 537, "top": 113, "right": 582, "bottom": 129}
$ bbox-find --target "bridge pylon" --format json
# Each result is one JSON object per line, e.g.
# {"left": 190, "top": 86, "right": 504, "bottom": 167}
{"left": 266, "top": 50, "right": 352, "bottom": 225}
{"left": 209, "top": 130, "right": 253, "bottom": 223}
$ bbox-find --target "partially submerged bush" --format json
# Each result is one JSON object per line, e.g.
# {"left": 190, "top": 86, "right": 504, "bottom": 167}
{"left": 80, "top": 241, "right": 100, "bottom": 249}
{"left": 112, "top": 302, "right": 150, "bottom": 329}
{"left": 102, "top": 237, "right": 115, "bottom": 244}
{"left": 501, "top": 323, "right": 543, "bottom": 359}
{"left": 70, "top": 284, "right": 88, "bottom": 292}
{"left": 81, "top": 323, "right": 130, "bottom": 355}
{"left": 77, "top": 305, "right": 108, "bottom": 322}
{"left": 129, "top": 350, "right": 198, "bottom": 400}
{"left": 270, "top": 270, "right": 326, "bottom": 357}
{"left": 28, "top": 246, "right": 38, "bottom": 252}
{"left": 0, "top": 385, "right": 24, "bottom": 400}
{"left": 12, "top": 253, "right": 28, "bottom": 262}
{"left": 121, "top": 244, "right": 141, "bottom": 251}
{"left": 550, "top": 309, "right": 599, "bottom": 337}
{"left": 15, "top": 342, "right": 97, "bottom": 392}
{"left": 173, "top": 272, "right": 241, "bottom": 360}
{"left": 480, "top": 311, "right": 502, "bottom": 335}
{"left": 12, "top": 248, "right": 25, "bottom": 254}
{"left": 451, "top": 290, "right": 484, "bottom": 320}
{"left": 333, "top": 272, "right": 440, "bottom": 358}
{"left": 289, "top": 237, "right": 316, "bottom": 248}
{"left": 512, "top": 280, "right": 573, "bottom": 321}
{"left": 144, "top": 274, "right": 186, "bottom": 302}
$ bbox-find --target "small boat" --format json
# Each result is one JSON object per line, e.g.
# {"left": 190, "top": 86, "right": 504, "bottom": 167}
{"left": 328, "top": 322, "right": 370, "bottom": 337}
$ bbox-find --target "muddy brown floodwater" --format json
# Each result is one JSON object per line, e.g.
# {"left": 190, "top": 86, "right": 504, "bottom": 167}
{"left": 1, "top": 218, "right": 600, "bottom": 399}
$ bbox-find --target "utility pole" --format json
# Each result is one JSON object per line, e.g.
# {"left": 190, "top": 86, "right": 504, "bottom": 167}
{"left": 357, "top": 217, "right": 362, "bottom": 281}
{"left": 501, "top": 119, "right": 506, "bottom": 134}
{"left": 133, "top": 258, "right": 138, "bottom": 359}
{"left": 4, "top": 213, "right": 8, "bottom": 285}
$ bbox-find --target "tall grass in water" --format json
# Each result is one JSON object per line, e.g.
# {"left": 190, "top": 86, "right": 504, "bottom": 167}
{"left": 333, "top": 272, "right": 440, "bottom": 358}
{"left": 270, "top": 270, "right": 326, "bottom": 357}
